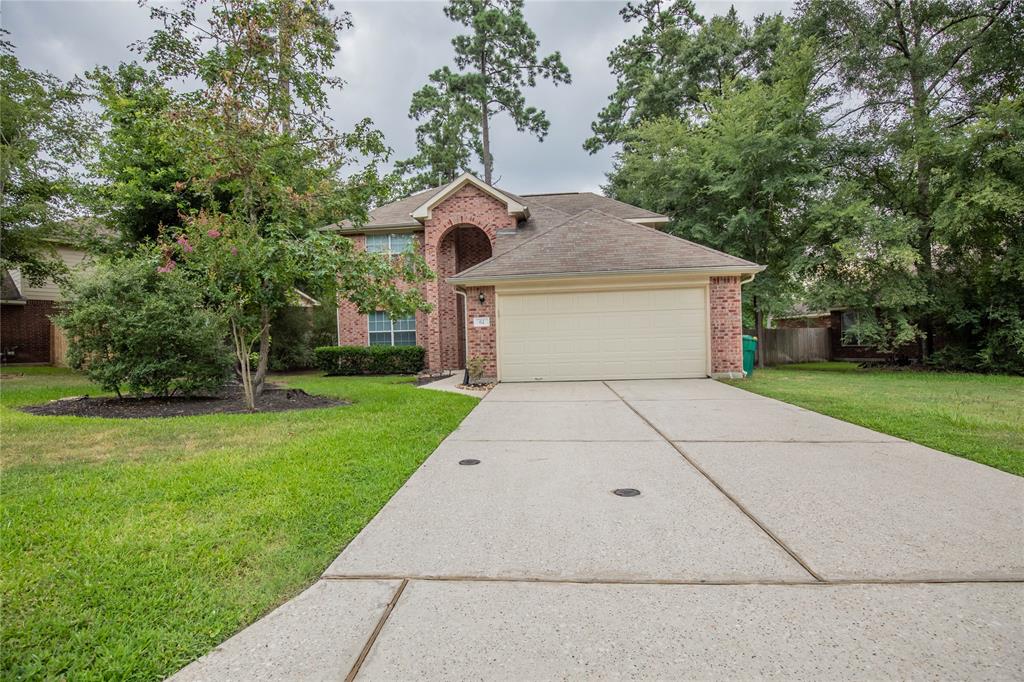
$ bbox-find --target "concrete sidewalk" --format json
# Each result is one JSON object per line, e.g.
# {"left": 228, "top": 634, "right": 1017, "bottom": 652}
{"left": 171, "top": 379, "right": 1024, "bottom": 681}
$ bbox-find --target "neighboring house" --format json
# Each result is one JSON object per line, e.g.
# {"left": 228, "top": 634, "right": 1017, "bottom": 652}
{"left": 1, "top": 244, "right": 90, "bottom": 364}
{"left": 773, "top": 307, "right": 926, "bottom": 362}
{"left": 327, "top": 173, "right": 763, "bottom": 382}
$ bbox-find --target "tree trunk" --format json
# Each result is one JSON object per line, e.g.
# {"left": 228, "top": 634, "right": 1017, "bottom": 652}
{"left": 910, "top": 66, "right": 935, "bottom": 360}
{"left": 479, "top": 51, "right": 492, "bottom": 184}
{"left": 231, "top": 319, "right": 256, "bottom": 412}
{"left": 253, "top": 306, "right": 272, "bottom": 397}
{"left": 277, "top": 0, "right": 293, "bottom": 133}
{"left": 481, "top": 106, "right": 492, "bottom": 184}
{"left": 754, "top": 303, "right": 766, "bottom": 369}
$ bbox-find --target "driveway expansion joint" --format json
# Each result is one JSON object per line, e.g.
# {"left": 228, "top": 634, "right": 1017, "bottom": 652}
{"left": 345, "top": 578, "right": 408, "bottom": 682}
{"left": 321, "top": 574, "right": 1023, "bottom": 587}
{"left": 602, "top": 381, "right": 827, "bottom": 583}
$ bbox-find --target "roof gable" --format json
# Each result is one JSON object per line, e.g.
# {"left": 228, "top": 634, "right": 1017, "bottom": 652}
{"left": 449, "top": 209, "right": 760, "bottom": 283}
{"left": 411, "top": 173, "right": 529, "bottom": 222}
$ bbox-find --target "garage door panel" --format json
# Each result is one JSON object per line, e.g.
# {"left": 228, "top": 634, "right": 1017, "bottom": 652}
{"left": 498, "top": 287, "right": 708, "bottom": 382}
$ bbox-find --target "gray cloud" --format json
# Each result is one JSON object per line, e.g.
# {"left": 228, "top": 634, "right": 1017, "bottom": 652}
{"left": 4, "top": 0, "right": 791, "bottom": 195}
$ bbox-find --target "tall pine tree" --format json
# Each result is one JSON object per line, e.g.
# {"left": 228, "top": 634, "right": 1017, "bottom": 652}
{"left": 395, "top": 67, "right": 482, "bottom": 192}
{"left": 400, "top": 0, "right": 571, "bottom": 186}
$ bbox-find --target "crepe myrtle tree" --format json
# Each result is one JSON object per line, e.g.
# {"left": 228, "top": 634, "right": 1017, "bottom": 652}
{"left": 160, "top": 214, "right": 431, "bottom": 410}
{"left": 137, "top": 0, "right": 433, "bottom": 410}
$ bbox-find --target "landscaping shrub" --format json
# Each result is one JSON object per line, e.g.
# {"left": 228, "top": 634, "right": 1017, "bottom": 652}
{"left": 314, "top": 345, "right": 425, "bottom": 376}
{"left": 54, "top": 257, "right": 232, "bottom": 396}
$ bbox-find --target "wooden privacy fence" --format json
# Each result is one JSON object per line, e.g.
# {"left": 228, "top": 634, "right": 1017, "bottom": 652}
{"left": 50, "top": 324, "right": 69, "bottom": 367}
{"left": 760, "top": 328, "right": 830, "bottom": 365}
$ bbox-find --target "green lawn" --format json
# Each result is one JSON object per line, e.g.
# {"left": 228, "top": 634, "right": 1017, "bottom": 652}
{"left": 724, "top": 362, "right": 1024, "bottom": 476}
{"left": 0, "top": 367, "right": 478, "bottom": 681}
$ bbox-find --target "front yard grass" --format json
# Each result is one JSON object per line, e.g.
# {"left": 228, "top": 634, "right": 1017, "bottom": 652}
{"left": 724, "top": 362, "right": 1024, "bottom": 476}
{"left": 0, "top": 367, "right": 478, "bottom": 681}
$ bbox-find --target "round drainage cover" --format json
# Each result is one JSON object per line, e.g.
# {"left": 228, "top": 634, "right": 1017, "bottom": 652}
{"left": 613, "top": 488, "right": 641, "bottom": 497}
{"left": 459, "top": 459, "right": 481, "bottom": 466}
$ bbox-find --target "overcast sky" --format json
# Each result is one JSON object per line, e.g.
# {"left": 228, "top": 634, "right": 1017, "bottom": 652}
{"left": 5, "top": 0, "right": 792, "bottom": 194}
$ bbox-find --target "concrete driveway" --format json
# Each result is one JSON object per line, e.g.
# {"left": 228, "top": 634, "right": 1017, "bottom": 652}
{"left": 173, "top": 380, "right": 1024, "bottom": 681}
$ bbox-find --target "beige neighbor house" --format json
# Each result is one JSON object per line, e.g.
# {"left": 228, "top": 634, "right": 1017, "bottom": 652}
{"left": 0, "top": 243, "right": 90, "bottom": 365}
{"left": 330, "top": 173, "right": 763, "bottom": 382}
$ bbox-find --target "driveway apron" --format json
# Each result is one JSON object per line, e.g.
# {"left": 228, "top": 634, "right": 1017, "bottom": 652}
{"left": 171, "top": 379, "right": 1024, "bottom": 681}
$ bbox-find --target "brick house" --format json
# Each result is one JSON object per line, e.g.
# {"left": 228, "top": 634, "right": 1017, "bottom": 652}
{"left": 1, "top": 245, "right": 89, "bottom": 365}
{"left": 330, "top": 173, "right": 763, "bottom": 382}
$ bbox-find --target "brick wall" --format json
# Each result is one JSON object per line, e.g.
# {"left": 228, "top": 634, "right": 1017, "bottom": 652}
{"left": 463, "top": 285, "right": 496, "bottom": 379}
{"left": 334, "top": 187, "right": 503, "bottom": 371}
{"left": 336, "top": 235, "right": 369, "bottom": 345}
{"left": 709, "top": 276, "right": 743, "bottom": 376}
{"left": 1, "top": 300, "right": 55, "bottom": 363}
{"left": 422, "top": 185, "right": 510, "bottom": 371}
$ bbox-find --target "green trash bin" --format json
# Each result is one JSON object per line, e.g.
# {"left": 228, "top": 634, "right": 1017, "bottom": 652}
{"left": 742, "top": 335, "right": 758, "bottom": 376}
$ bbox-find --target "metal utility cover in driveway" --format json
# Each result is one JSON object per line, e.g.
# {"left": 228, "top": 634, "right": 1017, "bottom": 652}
{"left": 325, "top": 439, "right": 809, "bottom": 582}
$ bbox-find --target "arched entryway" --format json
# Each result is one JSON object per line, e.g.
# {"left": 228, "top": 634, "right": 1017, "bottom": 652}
{"left": 437, "top": 225, "right": 492, "bottom": 369}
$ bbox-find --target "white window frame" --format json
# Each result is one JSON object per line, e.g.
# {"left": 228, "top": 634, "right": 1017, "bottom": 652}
{"left": 368, "top": 311, "right": 417, "bottom": 347}
{"left": 364, "top": 232, "right": 416, "bottom": 256}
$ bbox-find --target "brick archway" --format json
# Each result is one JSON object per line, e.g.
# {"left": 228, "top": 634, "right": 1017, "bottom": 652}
{"left": 421, "top": 183, "right": 516, "bottom": 371}
{"left": 435, "top": 225, "right": 492, "bottom": 369}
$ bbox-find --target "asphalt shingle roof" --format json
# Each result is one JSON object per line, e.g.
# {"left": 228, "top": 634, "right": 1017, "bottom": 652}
{"left": 450, "top": 209, "right": 759, "bottom": 282}
{"left": 329, "top": 187, "right": 661, "bottom": 232}
{"left": 324, "top": 179, "right": 759, "bottom": 276}
{"left": 522, "top": 192, "right": 664, "bottom": 220}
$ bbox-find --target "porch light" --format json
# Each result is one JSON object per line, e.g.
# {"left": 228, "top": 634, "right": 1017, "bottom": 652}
{"left": 478, "top": 292, "right": 486, "bottom": 304}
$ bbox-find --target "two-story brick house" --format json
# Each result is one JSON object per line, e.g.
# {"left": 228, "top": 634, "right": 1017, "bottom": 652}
{"left": 329, "top": 173, "right": 762, "bottom": 382}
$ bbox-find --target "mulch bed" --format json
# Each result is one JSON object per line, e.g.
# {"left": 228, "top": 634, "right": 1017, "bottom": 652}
{"left": 21, "top": 386, "right": 347, "bottom": 419}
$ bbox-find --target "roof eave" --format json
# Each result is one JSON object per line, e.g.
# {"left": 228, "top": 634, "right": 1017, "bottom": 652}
{"left": 448, "top": 264, "right": 765, "bottom": 286}
{"left": 325, "top": 221, "right": 423, "bottom": 233}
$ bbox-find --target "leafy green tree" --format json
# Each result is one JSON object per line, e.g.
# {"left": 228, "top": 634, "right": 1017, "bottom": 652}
{"left": 396, "top": 68, "right": 482, "bottom": 191}
{"left": 0, "top": 36, "right": 93, "bottom": 285}
{"left": 799, "top": 0, "right": 1020, "bottom": 360}
{"left": 609, "top": 30, "right": 829, "bottom": 365}
{"left": 803, "top": 183, "right": 928, "bottom": 359}
{"left": 928, "top": 98, "right": 1024, "bottom": 372}
{"left": 408, "top": 0, "right": 571, "bottom": 185}
{"left": 137, "top": 0, "right": 432, "bottom": 409}
{"left": 86, "top": 63, "right": 207, "bottom": 244}
{"left": 56, "top": 255, "right": 231, "bottom": 397}
{"left": 585, "top": 1, "right": 786, "bottom": 153}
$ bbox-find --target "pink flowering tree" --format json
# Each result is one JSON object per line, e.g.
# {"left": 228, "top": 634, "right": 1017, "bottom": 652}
{"left": 139, "top": 0, "right": 432, "bottom": 410}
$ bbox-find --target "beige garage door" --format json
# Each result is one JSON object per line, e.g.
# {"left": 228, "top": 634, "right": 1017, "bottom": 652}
{"left": 497, "top": 286, "right": 708, "bottom": 382}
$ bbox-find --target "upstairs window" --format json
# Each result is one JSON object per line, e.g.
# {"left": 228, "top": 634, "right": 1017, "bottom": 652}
{"left": 369, "top": 312, "right": 416, "bottom": 346}
{"left": 365, "top": 232, "right": 416, "bottom": 255}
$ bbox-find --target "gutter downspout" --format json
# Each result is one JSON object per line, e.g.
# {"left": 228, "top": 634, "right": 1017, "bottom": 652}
{"left": 454, "top": 288, "right": 470, "bottom": 385}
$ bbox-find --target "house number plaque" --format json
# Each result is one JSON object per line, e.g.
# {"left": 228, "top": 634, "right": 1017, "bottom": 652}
{"left": 472, "top": 316, "right": 491, "bottom": 327}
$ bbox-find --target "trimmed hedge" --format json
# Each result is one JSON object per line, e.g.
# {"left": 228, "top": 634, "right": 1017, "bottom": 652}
{"left": 314, "top": 345, "right": 426, "bottom": 376}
